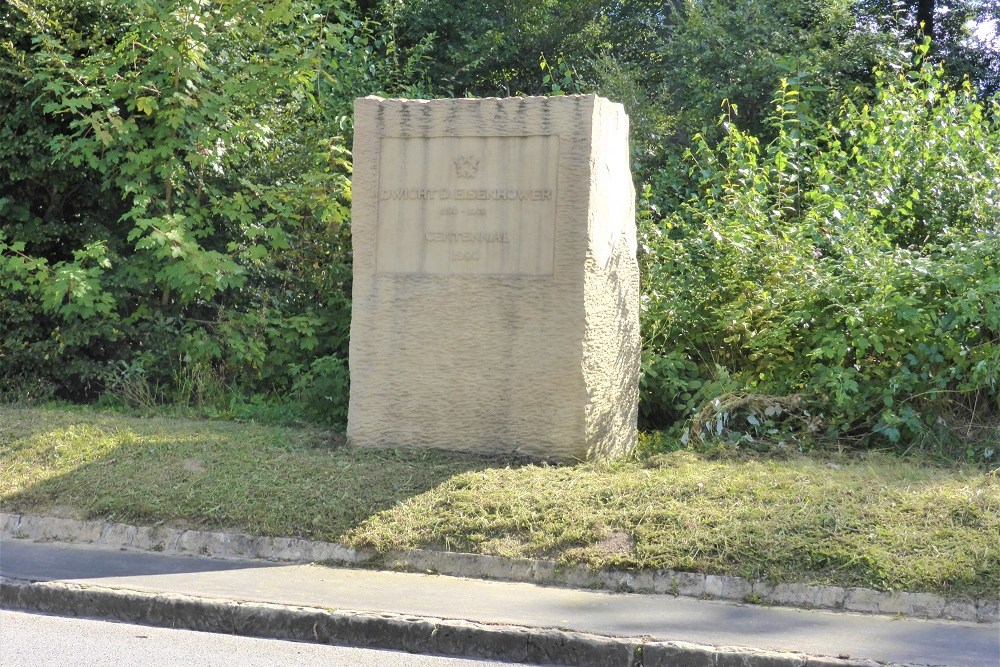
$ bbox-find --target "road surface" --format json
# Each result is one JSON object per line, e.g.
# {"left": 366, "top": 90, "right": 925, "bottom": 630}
{"left": 0, "top": 610, "right": 551, "bottom": 667}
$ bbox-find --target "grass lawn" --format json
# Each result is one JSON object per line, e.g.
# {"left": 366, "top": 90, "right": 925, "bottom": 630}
{"left": 1, "top": 404, "right": 997, "bottom": 599}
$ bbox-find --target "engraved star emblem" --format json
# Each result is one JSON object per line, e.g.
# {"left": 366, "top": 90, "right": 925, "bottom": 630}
{"left": 454, "top": 155, "right": 479, "bottom": 179}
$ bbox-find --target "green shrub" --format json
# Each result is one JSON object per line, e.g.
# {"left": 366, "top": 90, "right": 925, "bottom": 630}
{"left": 641, "top": 45, "right": 999, "bottom": 458}
{"left": 291, "top": 354, "right": 350, "bottom": 428}
{"left": 0, "top": 0, "right": 381, "bottom": 422}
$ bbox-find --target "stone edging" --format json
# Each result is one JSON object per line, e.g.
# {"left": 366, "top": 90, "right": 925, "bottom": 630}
{"left": 0, "top": 577, "right": 889, "bottom": 667}
{"left": 0, "top": 512, "right": 367, "bottom": 565}
{"left": 2, "top": 512, "right": 996, "bottom": 624}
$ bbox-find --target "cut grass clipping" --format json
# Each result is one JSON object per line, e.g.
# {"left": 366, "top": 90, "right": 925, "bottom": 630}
{"left": 1, "top": 405, "right": 997, "bottom": 599}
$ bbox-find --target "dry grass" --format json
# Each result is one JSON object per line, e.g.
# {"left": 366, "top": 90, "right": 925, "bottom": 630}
{"left": 348, "top": 451, "right": 999, "bottom": 597}
{"left": 2, "top": 404, "right": 997, "bottom": 598}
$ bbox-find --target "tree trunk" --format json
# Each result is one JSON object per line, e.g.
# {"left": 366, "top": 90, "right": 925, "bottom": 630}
{"left": 917, "top": 0, "right": 934, "bottom": 40}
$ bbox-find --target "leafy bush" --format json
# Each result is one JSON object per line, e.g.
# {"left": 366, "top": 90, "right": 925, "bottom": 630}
{"left": 0, "top": 0, "right": 410, "bottom": 424}
{"left": 640, "top": 45, "right": 999, "bottom": 459}
{"left": 291, "top": 354, "right": 350, "bottom": 427}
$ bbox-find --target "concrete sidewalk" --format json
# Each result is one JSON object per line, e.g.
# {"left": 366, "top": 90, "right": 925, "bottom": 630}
{"left": 1, "top": 539, "right": 997, "bottom": 666}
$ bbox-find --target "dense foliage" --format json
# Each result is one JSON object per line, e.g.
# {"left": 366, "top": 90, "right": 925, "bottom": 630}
{"left": 0, "top": 0, "right": 400, "bottom": 421}
{"left": 641, "top": 50, "right": 999, "bottom": 459}
{"left": 2, "top": 0, "right": 998, "bottom": 457}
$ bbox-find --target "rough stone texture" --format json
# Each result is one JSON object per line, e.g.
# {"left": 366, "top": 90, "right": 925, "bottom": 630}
{"left": 0, "top": 513, "right": 368, "bottom": 565}
{"left": 559, "top": 564, "right": 601, "bottom": 589}
{"left": 641, "top": 642, "right": 882, "bottom": 667}
{"left": 705, "top": 574, "right": 753, "bottom": 600}
{"left": 754, "top": 582, "right": 846, "bottom": 610}
{"left": 878, "top": 591, "right": 922, "bottom": 616}
{"left": 348, "top": 95, "right": 639, "bottom": 461}
{"left": 642, "top": 642, "right": 717, "bottom": 667}
{"left": 12, "top": 514, "right": 103, "bottom": 543}
{"left": 596, "top": 568, "right": 638, "bottom": 592}
{"left": 977, "top": 599, "right": 999, "bottom": 623}
{"left": 942, "top": 598, "right": 980, "bottom": 622}
{"left": 516, "top": 557, "right": 559, "bottom": 583}
{"left": 906, "top": 592, "right": 945, "bottom": 619}
{"left": 650, "top": 570, "right": 675, "bottom": 594}
{"left": 803, "top": 660, "right": 880, "bottom": 667}
{"left": 674, "top": 571, "right": 707, "bottom": 598}
{"left": 628, "top": 570, "right": 656, "bottom": 593}
{"left": 843, "top": 587, "right": 883, "bottom": 614}
{"left": 99, "top": 522, "right": 139, "bottom": 547}
{"left": 133, "top": 525, "right": 177, "bottom": 553}
{"left": 712, "top": 646, "right": 807, "bottom": 667}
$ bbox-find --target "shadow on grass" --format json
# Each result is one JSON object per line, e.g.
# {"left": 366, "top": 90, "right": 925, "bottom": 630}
{"left": 0, "top": 406, "right": 519, "bottom": 544}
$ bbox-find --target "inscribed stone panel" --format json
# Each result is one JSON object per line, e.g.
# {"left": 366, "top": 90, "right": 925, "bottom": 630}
{"left": 376, "top": 135, "right": 558, "bottom": 275}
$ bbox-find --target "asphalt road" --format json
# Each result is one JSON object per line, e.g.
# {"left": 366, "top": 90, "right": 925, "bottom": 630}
{"left": 0, "top": 610, "right": 550, "bottom": 667}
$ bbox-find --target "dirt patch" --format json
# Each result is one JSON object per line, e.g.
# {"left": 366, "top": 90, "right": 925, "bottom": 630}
{"left": 592, "top": 530, "right": 634, "bottom": 557}
{"left": 181, "top": 458, "right": 206, "bottom": 474}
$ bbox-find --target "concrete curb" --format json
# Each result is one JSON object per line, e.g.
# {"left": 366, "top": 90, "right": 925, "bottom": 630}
{"left": 382, "top": 550, "right": 998, "bottom": 624}
{"left": 0, "top": 512, "right": 369, "bottom": 565}
{"left": 0, "top": 576, "right": 892, "bottom": 667}
{"left": 3, "top": 512, "right": 997, "bottom": 624}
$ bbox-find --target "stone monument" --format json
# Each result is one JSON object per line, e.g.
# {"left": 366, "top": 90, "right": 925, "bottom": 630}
{"left": 348, "top": 94, "right": 639, "bottom": 461}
